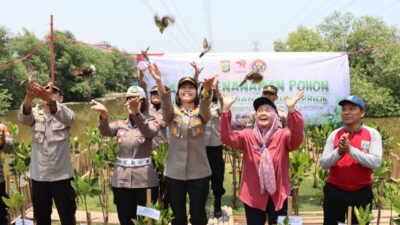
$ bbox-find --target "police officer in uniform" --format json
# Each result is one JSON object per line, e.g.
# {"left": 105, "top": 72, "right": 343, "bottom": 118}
{"left": 138, "top": 68, "right": 168, "bottom": 149}
{"left": 203, "top": 81, "right": 225, "bottom": 218}
{"left": 90, "top": 85, "right": 160, "bottom": 225}
{"left": 19, "top": 82, "right": 76, "bottom": 225}
{"left": 148, "top": 62, "right": 215, "bottom": 225}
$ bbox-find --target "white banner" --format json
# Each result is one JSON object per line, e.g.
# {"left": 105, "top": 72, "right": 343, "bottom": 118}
{"left": 143, "top": 52, "right": 350, "bottom": 127}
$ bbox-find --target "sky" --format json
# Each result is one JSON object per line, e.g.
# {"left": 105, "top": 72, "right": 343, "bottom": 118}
{"left": 1, "top": 0, "right": 400, "bottom": 54}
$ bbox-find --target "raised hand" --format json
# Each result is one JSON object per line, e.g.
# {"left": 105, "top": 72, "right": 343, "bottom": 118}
{"left": 126, "top": 97, "right": 141, "bottom": 115}
{"left": 222, "top": 93, "right": 237, "bottom": 111}
{"left": 202, "top": 75, "right": 217, "bottom": 93}
{"left": 26, "top": 82, "right": 52, "bottom": 102}
{"left": 285, "top": 90, "right": 304, "bottom": 112}
{"left": 190, "top": 61, "right": 204, "bottom": 81}
{"left": 90, "top": 100, "right": 108, "bottom": 119}
{"left": 148, "top": 63, "right": 162, "bottom": 82}
{"left": 138, "top": 68, "right": 146, "bottom": 84}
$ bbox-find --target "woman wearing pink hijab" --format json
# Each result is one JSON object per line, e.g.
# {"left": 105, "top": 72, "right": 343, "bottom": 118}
{"left": 220, "top": 91, "right": 304, "bottom": 225}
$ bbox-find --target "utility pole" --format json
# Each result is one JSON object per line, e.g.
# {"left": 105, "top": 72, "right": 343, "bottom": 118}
{"left": 251, "top": 40, "right": 262, "bottom": 52}
{"left": 50, "top": 15, "right": 55, "bottom": 81}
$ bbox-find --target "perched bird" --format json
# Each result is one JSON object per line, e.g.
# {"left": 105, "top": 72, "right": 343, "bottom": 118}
{"left": 71, "top": 64, "right": 96, "bottom": 85}
{"left": 238, "top": 71, "right": 264, "bottom": 87}
{"left": 141, "top": 46, "right": 151, "bottom": 62}
{"left": 199, "top": 38, "right": 211, "bottom": 58}
{"left": 154, "top": 15, "right": 175, "bottom": 33}
{"left": 20, "top": 62, "right": 36, "bottom": 86}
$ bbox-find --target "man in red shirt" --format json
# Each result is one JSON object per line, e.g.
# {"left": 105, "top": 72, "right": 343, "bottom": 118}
{"left": 320, "top": 96, "right": 382, "bottom": 225}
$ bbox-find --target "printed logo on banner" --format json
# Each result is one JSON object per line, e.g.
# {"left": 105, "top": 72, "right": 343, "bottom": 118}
{"left": 234, "top": 59, "right": 247, "bottom": 71}
{"left": 220, "top": 60, "right": 231, "bottom": 72}
{"left": 252, "top": 59, "right": 267, "bottom": 72}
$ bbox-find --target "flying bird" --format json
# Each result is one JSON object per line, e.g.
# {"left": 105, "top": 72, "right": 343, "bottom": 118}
{"left": 154, "top": 15, "right": 175, "bottom": 33}
{"left": 238, "top": 71, "right": 264, "bottom": 87}
{"left": 199, "top": 38, "right": 211, "bottom": 58}
{"left": 20, "top": 62, "right": 36, "bottom": 86}
{"left": 71, "top": 64, "right": 96, "bottom": 85}
{"left": 141, "top": 46, "right": 150, "bottom": 62}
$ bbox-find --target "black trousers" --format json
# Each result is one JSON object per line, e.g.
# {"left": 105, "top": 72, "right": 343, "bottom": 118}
{"left": 0, "top": 181, "right": 8, "bottom": 225}
{"left": 112, "top": 186, "right": 158, "bottom": 225}
{"left": 31, "top": 178, "right": 76, "bottom": 225}
{"left": 166, "top": 176, "right": 210, "bottom": 225}
{"left": 323, "top": 182, "right": 373, "bottom": 225}
{"left": 244, "top": 197, "right": 288, "bottom": 225}
{"left": 206, "top": 145, "right": 225, "bottom": 198}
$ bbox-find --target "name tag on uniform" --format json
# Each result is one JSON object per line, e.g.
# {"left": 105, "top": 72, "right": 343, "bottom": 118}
{"left": 34, "top": 115, "right": 45, "bottom": 123}
{"left": 361, "top": 140, "right": 370, "bottom": 151}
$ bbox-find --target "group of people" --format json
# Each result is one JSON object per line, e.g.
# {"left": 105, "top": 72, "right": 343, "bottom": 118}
{"left": 0, "top": 61, "right": 383, "bottom": 225}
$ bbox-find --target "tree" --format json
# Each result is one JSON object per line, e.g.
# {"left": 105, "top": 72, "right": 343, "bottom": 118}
{"left": 0, "top": 27, "right": 136, "bottom": 108}
{"left": 317, "top": 11, "right": 354, "bottom": 51}
{"left": 274, "top": 12, "right": 400, "bottom": 116}
{"left": 274, "top": 25, "right": 326, "bottom": 52}
{"left": 350, "top": 67, "right": 399, "bottom": 116}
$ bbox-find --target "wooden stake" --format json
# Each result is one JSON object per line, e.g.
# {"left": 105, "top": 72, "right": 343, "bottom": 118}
{"left": 347, "top": 206, "right": 352, "bottom": 225}
{"left": 86, "top": 211, "right": 92, "bottom": 225}
{"left": 288, "top": 196, "right": 293, "bottom": 216}
{"left": 146, "top": 188, "right": 152, "bottom": 225}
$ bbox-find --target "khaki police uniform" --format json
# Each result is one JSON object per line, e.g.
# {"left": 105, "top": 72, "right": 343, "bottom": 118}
{"left": 18, "top": 101, "right": 76, "bottom": 225}
{"left": 160, "top": 91, "right": 212, "bottom": 180}
{"left": 204, "top": 97, "right": 223, "bottom": 147}
{"left": 99, "top": 110, "right": 160, "bottom": 224}
{"left": 18, "top": 102, "right": 75, "bottom": 181}
{"left": 98, "top": 113, "right": 159, "bottom": 188}
{"left": 160, "top": 90, "right": 212, "bottom": 225}
{"left": 148, "top": 103, "right": 168, "bottom": 149}
{"left": 139, "top": 81, "right": 168, "bottom": 149}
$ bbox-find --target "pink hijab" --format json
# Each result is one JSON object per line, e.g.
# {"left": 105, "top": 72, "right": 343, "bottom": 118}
{"left": 253, "top": 104, "right": 279, "bottom": 195}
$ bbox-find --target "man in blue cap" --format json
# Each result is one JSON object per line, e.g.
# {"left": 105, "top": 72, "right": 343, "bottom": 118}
{"left": 320, "top": 96, "right": 382, "bottom": 225}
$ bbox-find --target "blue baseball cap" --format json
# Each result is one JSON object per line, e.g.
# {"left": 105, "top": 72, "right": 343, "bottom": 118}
{"left": 338, "top": 96, "right": 365, "bottom": 109}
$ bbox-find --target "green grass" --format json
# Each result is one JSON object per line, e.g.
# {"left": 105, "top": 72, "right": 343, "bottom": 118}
{"left": 298, "top": 176, "right": 324, "bottom": 212}
{"left": 76, "top": 193, "right": 117, "bottom": 213}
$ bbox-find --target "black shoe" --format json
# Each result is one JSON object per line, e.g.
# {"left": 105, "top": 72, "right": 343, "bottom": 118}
{"left": 214, "top": 208, "right": 223, "bottom": 218}
{"left": 213, "top": 197, "right": 222, "bottom": 218}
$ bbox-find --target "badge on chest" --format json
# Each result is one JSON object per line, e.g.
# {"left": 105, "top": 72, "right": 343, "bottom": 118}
{"left": 191, "top": 117, "right": 203, "bottom": 136}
